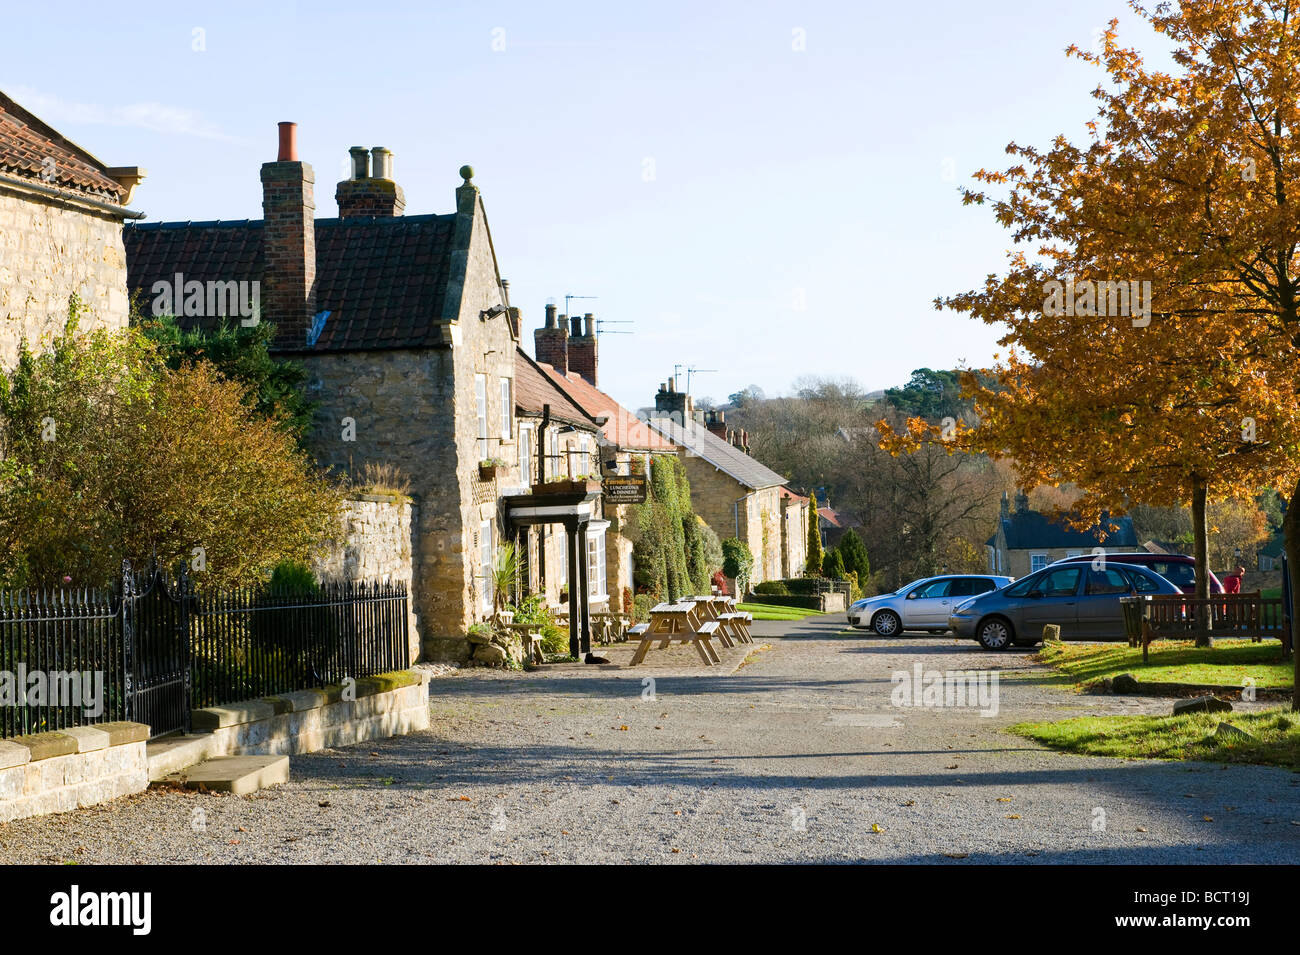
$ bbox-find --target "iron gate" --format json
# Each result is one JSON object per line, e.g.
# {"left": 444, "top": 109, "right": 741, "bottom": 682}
{"left": 122, "top": 564, "right": 193, "bottom": 738}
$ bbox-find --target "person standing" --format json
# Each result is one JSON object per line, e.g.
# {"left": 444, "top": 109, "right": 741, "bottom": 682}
{"left": 1223, "top": 565, "right": 1245, "bottom": 595}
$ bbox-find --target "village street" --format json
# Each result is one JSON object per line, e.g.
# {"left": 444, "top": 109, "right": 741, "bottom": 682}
{"left": 4, "top": 616, "right": 1298, "bottom": 865}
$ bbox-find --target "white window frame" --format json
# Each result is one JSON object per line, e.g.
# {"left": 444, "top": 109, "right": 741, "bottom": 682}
{"left": 549, "top": 430, "right": 560, "bottom": 482}
{"left": 519, "top": 425, "right": 533, "bottom": 486}
{"left": 499, "top": 377, "right": 512, "bottom": 440}
{"left": 586, "top": 520, "right": 609, "bottom": 603}
{"left": 557, "top": 526, "right": 568, "bottom": 588}
{"left": 1030, "top": 552, "right": 1049, "bottom": 573}
{"left": 474, "top": 374, "right": 488, "bottom": 462}
{"left": 1065, "top": 550, "right": 1083, "bottom": 559}
{"left": 479, "top": 519, "right": 494, "bottom": 614}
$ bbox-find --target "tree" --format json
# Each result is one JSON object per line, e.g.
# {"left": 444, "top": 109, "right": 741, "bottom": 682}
{"left": 0, "top": 311, "right": 342, "bottom": 588}
{"left": 822, "top": 547, "right": 846, "bottom": 580}
{"left": 884, "top": 368, "right": 969, "bottom": 421}
{"left": 140, "top": 313, "right": 317, "bottom": 444}
{"left": 837, "top": 527, "right": 871, "bottom": 585}
{"left": 806, "top": 490, "right": 824, "bottom": 577}
{"left": 721, "top": 538, "right": 754, "bottom": 594}
{"left": 905, "top": 4, "right": 1300, "bottom": 662}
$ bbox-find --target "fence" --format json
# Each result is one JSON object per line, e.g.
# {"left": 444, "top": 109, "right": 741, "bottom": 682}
{"left": 1120, "top": 592, "right": 1289, "bottom": 654}
{"left": 0, "top": 563, "right": 409, "bottom": 740}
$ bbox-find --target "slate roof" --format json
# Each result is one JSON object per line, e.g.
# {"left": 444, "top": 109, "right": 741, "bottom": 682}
{"left": 990, "top": 510, "right": 1137, "bottom": 549}
{"left": 0, "top": 91, "right": 124, "bottom": 201}
{"left": 533, "top": 361, "right": 676, "bottom": 452}
{"left": 124, "top": 213, "right": 458, "bottom": 352}
{"left": 514, "top": 348, "right": 599, "bottom": 431}
{"left": 646, "top": 416, "right": 787, "bottom": 490}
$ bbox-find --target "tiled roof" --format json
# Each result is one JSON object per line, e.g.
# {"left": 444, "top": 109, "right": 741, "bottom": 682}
{"left": 124, "top": 214, "right": 457, "bottom": 351}
{"left": 532, "top": 361, "right": 676, "bottom": 452}
{"left": 997, "top": 510, "right": 1137, "bottom": 549}
{"left": 514, "top": 348, "right": 599, "bottom": 430}
{"left": 646, "top": 416, "right": 787, "bottom": 490}
{"left": 0, "top": 91, "right": 124, "bottom": 201}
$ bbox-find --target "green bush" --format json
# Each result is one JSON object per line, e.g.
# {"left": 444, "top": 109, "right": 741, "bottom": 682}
{"left": 722, "top": 538, "right": 754, "bottom": 591}
{"left": 822, "top": 547, "right": 846, "bottom": 580}
{"left": 753, "top": 580, "right": 790, "bottom": 596}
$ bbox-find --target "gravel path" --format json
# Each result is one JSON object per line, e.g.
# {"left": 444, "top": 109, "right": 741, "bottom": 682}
{"left": 3, "top": 616, "right": 1299, "bottom": 864}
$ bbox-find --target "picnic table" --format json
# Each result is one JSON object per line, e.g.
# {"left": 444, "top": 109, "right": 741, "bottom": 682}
{"left": 628, "top": 600, "right": 722, "bottom": 666}
{"left": 689, "top": 595, "right": 753, "bottom": 645}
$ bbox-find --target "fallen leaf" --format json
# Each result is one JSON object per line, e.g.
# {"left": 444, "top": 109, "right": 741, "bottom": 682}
{"left": 996, "top": 797, "right": 1012, "bottom": 803}
{"left": 870, "top": 823, "right": 884, "bottom": 833}
{"left": 1006, "top": 814, "right": 1021, "bottom": 819}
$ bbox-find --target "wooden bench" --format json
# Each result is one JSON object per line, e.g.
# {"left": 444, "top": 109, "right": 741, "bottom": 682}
{"left": 629, "top": 604, "right": 722, "bottom": 666}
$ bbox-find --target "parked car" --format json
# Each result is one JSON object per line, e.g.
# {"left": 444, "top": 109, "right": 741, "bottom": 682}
{"left": 848, "top": 574, "right": 1014, "bottom": 635}
{"left": 1047, "top": 552, "right": 1222, "bottom": 594}
{"left": 948, "top": 562, "right": 1182, "bottom": 649}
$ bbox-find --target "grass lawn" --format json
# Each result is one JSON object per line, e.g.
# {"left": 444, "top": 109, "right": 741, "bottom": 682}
{"left": 1036, "top": 639, "right": 1293, "bottom": 690}
{"left": 1011, "top": 708, "right": 1300, "bottom": 770}
{"left": 735, "top": 602, "right": 824, "bottom": 621}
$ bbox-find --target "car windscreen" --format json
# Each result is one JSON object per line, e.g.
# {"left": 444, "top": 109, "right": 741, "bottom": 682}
{"left": 1148, "top": 561, "right": 1195, "bottom": 589}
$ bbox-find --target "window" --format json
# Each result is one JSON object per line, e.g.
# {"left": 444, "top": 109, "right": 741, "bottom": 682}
{"left": 586, "top": 525, "right": 607, "bottom": 601}
{"left": 1085, "top": 568, "right": 1132, "bottom": 595}
{"left": 1066, "top": 550, "right": 1083, "bottom": 559}
{"left": 519, "top": 426, "right": 533, "bottom": 486}
{"left": 911, "top": 579, "right": 951, "bottom": 599}
{"left": 1150, "top": 561, "right": 1195, "bottom": 590}
{"left": 950, "top": 578, "right": 996, "bottom": 598}
{"left": 1037, "top": 567, "right": 1082, "bottom": 597}
{"left": 499, "top": 378, "right": 512, "bottom": 440}
{"left": 557, "top": 528, "right": 568, "bottom": 587}
{"left": 474, "top": 375, "right": 488, "bottom": 461}
{"left": 1030, "top": 552, "right": 1049, "bottom": 573}
{"left": 1121, "top": 566, "right": 1160, "bottom": 593}
{"left": 549, "top": 430, "right": 560, "bottom": 481}
{"left": 479, "top": 520, "right": 493, "bottom": 614}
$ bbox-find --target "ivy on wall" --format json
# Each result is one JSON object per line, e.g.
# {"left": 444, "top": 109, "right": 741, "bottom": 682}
{"left": 630, "top": 455, "right": 719, "bottom": 603}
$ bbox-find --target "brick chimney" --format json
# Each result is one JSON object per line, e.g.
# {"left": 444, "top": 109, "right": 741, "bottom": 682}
{"left": 569, "top": 313, "right": 598, "bottom": 386}
{"left": 336, "top": 146, "right": 406, "bottom": 218}
{"left": 655, "top": 377, "right": 693, "bottom": 422}
{"left": 705, "top": 409, "right": 726, "bottom": 440}
{"left": 534, "top": 303, "right": 568, "bottom": 374}
{"left": 260, "top": 122, "right": 316, "bottom": 349}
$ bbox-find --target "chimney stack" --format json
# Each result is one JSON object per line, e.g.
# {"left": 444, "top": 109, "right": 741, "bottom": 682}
{"left": 655, "top": 376, "right": 693, "bottom": 422}
{"left": 705, "top": 409, "right": 726, "bottom": 439}
{"left": 569, "top": 312, "right": 598, "bottom": 386}
{"left": 261, "top": 122, "right": 316, "bottom": 349}
{"left": 534, "top": 304, "right": 568, "bottom": 374}
{"left": 336, "top": 146, "right": 406, "bottom": 218}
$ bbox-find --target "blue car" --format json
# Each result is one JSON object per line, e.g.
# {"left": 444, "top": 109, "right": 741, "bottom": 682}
{"left": 948, "top": 562, "right": 1181, "bottom": 650}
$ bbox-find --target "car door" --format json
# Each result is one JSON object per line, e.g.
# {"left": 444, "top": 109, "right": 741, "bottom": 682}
{"left": 1018, "top": 566, "right": 1082, "bottom": 637}
{"left": 903, "top": 579, "right": 952, "bottom": 628}
{"left": 1077, "top": 567, "right": 1135, "bottom": 639}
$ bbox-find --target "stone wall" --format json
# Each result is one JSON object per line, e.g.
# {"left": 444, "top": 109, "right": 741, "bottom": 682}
{"left": 0, "top": 188, "right": 130, "bottom": 370}
{"left": 313, "top": 493, "right": 419, "bottom": 663}
{"left": 0, "top": 722, "right": 149, "bottom": 824}
{"left": 781, "top": 495, "right": 809, "bottom": 578}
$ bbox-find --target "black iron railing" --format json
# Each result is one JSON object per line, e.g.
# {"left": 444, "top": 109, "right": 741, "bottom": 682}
{"left": 0, "top": 566, "right": 409, "bottom": 740}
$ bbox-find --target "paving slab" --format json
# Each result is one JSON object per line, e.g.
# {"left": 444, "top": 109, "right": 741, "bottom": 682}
{"left": 161, "top": 755, "right": 289, "bottom": 796}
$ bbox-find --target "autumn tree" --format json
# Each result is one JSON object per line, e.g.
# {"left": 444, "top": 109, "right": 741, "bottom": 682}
{"left": 901, "top": 2, "right": 1300, "bottom": 665}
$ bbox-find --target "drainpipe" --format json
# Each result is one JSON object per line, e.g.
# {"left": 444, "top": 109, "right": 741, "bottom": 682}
{"left": 539, "top": 404, "right": 551, "bottom": 485}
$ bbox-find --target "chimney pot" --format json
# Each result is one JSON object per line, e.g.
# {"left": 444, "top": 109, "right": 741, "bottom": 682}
{"left": 545, "top": 303, "right": 557, "bottom": 328}
{"left": 570, "top": 316, "right": 582, "bottom": 337}
{"left": 372, "top": 147, "right": 393, "bottom": 180}
{"left": 348, "top": 146, "right": 370, "bottom": 180}
{"left": 277, "top": 122, "right": 298, "bottom": 161}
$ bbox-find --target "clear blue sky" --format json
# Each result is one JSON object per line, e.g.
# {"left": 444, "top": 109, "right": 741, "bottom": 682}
{"left": 3, "top": 0, "right": 1162, "bottom": 411}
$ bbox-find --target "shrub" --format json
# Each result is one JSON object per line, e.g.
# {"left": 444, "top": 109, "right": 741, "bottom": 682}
{"left": 745, "top": 593, "right": 821, "bottom": 610}
{"left": 822, "top": 547, "right": 846, "bottom": 580}
{"left": 806, "top": 490, "right": 824, "bottom": 576}
{"left": 722, "top": 538, "right": 754, "bottom": 592}
{"left": 753, "top": 580, "right": 790, "bottom": 596}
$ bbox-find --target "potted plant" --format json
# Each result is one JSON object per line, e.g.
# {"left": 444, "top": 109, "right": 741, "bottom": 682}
{"left": 479, "top": 457, "right": 505, "bottom": 481}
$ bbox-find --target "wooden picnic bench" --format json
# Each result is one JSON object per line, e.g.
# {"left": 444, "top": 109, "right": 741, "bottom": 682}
{"left": 691, "top": 595, "right": 752, "bottom": 644}
{"left": 628, "top": 601, "right": 722, "bottom": 666}
{"left": 1121, "top": 592, "right": 1288, "bottom": 662}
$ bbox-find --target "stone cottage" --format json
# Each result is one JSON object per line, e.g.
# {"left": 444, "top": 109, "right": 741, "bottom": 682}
{"left": 647, "top": 382, "right": 793, "bottom": 585}
{"left": 0, "top": 90, "right": 145, "bottom": 369}
{"left": 530, "top": 307, "right": 679, "bottom": 607}
{"left": 512, "top": 345, "right": 609, "bottom": 609}
{"left": 125, "top": 123, "right": 523, "bottom": 663}
{"left": 986, "top": 490, "right": 1137, "bottom": 578}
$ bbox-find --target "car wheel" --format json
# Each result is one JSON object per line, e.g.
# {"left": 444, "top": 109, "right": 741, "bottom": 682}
{"left": 977, "top": 617, "right": 1013, "bottom": 650}
{"left": 872, "top": 610, "right": 901, "bottom": 637}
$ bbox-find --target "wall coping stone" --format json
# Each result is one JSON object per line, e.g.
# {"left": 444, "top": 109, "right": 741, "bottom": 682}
{"left": 348, "top": 492, "right": 411, "bottom": 505}
{"left": 3, "top": 722, "right": 149, "bottom": 764}
{"left": 190, "top": 670, "right": 428, "bottom": 731}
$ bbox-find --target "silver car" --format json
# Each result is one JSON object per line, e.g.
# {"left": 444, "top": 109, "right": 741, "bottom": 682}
{"left": 847, "top": 574, "right": 1014, "bottom": 635}
{"left": 948, "top": 562, "right": 1181, "bottom": 649}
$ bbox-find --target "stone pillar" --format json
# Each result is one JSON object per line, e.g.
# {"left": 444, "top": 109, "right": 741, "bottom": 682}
{"left": 567, "top": 522, "right": 580, "bottom": 657}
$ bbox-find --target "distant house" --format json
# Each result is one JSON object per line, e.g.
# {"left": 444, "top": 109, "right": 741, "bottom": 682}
{"left": 817, "top": 505, "right": 861, "bottom": 549}
{"left": 986, "top": 491, "right": 1137, "bottom": 577}
{"left": 0, "top": 90, "right": 145, "bottom": 368}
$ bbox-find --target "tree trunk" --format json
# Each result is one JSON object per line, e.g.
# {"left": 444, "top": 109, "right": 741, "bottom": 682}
{"left": 1285, "top": 476, "right": 1300, "bottom": 712}
{"left": 1191, "top": 476, "right": 1211, "bottom": 648}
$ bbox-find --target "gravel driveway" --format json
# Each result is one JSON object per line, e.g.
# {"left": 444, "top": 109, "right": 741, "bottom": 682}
{"left": 3, "top": 615, "right": 1298, "bottom": 864}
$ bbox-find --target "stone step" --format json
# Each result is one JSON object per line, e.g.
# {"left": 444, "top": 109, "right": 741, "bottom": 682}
{"left": 158, "top": 755, "right": 289, "bottom": 796}
{"left": 146, "top": 734, "right": 218, "bottom": 781}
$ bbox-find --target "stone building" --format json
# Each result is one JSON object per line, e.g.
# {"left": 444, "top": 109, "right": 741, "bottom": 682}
{"left": 125, "top": 123, "right": 523, "bottom": 663}
{"left": 529, "top": 306, "right": 678, "bottom": 605}
{"left": 986, "top": 490, "right": 1137, "bottom": 578}
{"left": 647, "top": 382, "right": 792, "bottom": 585}
{"left": 778, "top": 487, "right": 810, "bottom": 578}
{"left": 0, "top": 90, "right": 145, "bottom": 369}
{"left": 512, "top": 345, "right": 609, "bottom": 609}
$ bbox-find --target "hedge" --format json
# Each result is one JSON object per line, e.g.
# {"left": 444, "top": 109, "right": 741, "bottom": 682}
{"left": 756, "top": 577, "right": 828, "bottom": 596}
{"left": 744, "top": 593, "right": 821, "bottom": 610}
